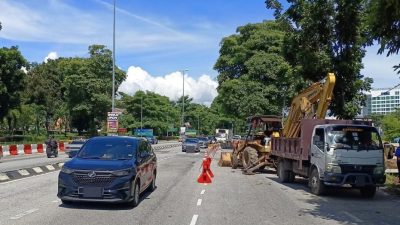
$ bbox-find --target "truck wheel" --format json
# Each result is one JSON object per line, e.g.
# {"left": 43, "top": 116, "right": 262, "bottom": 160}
{"left": 288, "top": 171, "right": 295, "bottom": 183}
{"left": 309, "top": 169, "right": 325, "bottom": 195}
{"left": 242, "top": 147, "right": 258, "bottom": 169}
{"left": 277, "top": 161, "right": 289, "bottom": 183}
{"left": 360, "top": 186, "right": 376, "bottom": 198}
{"left": 231, "top": 153, "right": 239, "bottom": 169}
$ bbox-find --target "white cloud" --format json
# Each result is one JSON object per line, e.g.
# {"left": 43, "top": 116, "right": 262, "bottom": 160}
{"left": 21, "top": 66, "right": 27, "bottom": 74}
{"left": 118, "top": 66, "right": 218, "bottom": 106}
{"left": 362, "top": 45, "right": 400, "bottom": 88}
{"left": 0, "top": 0, "right": 208, "bottom": 53}
{"left": 44, "top": 51, "right": 58, "bottom": 62}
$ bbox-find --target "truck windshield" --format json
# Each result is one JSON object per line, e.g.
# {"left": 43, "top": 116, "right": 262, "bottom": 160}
{"left": 327, "top": 126, "right": 383, "bottom": 150}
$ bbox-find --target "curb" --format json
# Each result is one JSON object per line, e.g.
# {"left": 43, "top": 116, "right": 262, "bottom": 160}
{"left": 153, "top": 143, "right": 182, "bottom": 151}
{"left": 0, "top": 162, "right": 65, "bottom": 183}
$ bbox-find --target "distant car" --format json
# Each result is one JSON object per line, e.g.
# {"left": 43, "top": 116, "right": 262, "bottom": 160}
{"left": 58, "top": 136, "right": 157, "bottom": 206}
{"left": 145, "top": 136, "right": 158, "bottom": 144}
{"left": 232, "top": 135, "right": 241, "bottom": 140}
{"left": 182, "top": 138, "right": 200, "bottom": 153}
{"left": 65, "top": 139, "right": 87, "bottom": 158}
{"left": 393, "top": 137, "right": 400, "bottom": 144}
{"left": 197, "top": 137, "right": 210, "bottom": 148}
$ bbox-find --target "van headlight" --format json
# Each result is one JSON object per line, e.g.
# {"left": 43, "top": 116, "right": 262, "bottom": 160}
{"left": 373, "top": 166, "right": 384, "bottom": 174}
{"left": 112, "top": 169, "right": 131, "bottom": 177}
{"left": 326, "top": 163, "right": 341, "bottom": 174}
{"left": 61, "top": 166, "right": 74, "bottom": 174}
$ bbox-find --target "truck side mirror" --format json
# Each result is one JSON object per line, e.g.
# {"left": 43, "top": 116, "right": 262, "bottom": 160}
{"left": 312, "top": 135, "right": 320, "bottom": 144}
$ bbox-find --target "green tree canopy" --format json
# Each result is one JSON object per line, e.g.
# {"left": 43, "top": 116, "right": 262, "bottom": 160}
{"left": 213, "top": 20, "right": 299, "bottom": 120}
{"left": 266, "top": 0, "right": 373, "bottom": 119}
{"left": 365, "top": 0, "right": 400, "bottom": 74}
{"left": 0, "top": 46, "right": 27, "bottom": 121}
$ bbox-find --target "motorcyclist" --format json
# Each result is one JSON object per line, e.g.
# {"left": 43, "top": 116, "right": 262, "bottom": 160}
{"left": 45, "top": 136, "right": 58, "bottom": 157}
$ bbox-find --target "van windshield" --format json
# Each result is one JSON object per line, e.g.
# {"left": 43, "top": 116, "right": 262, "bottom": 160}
{"left": 77, "top": 138, "right": 138, "bottom": 160}
{"left": 327, "top": 126, "right": 383, "bottom": 150}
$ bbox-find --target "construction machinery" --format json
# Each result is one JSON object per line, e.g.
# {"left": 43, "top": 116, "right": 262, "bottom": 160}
{"left": 227, "top": 115, "right": 282, "bottom": 174}
{"left": 270, "top": 73, "right": 386, "bottom": 197}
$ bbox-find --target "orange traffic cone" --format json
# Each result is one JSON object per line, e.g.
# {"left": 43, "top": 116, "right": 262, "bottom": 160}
{"left": 197, "top": 158, "right": 212, "bottom": 184}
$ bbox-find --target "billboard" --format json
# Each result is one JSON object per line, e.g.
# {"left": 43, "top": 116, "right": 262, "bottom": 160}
{"left": 107, "top": 112, "right": 120, "bottom": 133}
{"left": 134, "top": 128, "right": 154, "bottom": 137}
{"left": 185, "top": 129, "right": 197, "bottom": 136}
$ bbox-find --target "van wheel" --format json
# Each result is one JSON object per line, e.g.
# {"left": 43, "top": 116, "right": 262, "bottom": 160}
{"left": 360, "top": 186, "right": 376, "bottom": 198}
{"left": 309, "top": 169, "right": 325, "bottom": 195}
{"left": 148, "top": 172, "right": 156, "bottom": 192}
{"left": 129, "top": 181, "right": 140, "bottom": 207}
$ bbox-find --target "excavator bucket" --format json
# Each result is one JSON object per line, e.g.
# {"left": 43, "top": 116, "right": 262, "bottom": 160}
{"left": 218, "top": 152, "right": 232, "bottom": 167}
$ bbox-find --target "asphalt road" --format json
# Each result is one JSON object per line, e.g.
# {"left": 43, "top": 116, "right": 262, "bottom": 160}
{"left": 0, "top": 141, "right": 180, "bottom": 172}
{"left": 0, "top": 146, "right": 399, "bottom": 225}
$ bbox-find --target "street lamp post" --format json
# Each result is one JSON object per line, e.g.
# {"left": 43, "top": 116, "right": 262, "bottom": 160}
{"left": 111, "top": 0, "right": 116, "bottom": 111}
{"left": 181, "top": 69, "right": 188, "bottom": 126}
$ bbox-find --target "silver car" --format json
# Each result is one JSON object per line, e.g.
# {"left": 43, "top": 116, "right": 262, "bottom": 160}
{"left": 65, "top": 139, "right": 87, "bottom": 158}
{"left": 197, "top": 137, "right": 210, "bottom": 148}
{"left": 182, "top": 138, "right": 200, "bottom": 153}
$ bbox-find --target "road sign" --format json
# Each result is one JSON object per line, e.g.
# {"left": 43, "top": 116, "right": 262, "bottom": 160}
{"left": 134, "top": 128, "right": 153, "bottom": 137}
{"left": 107, "top": 112, "right": 120, "bottom": 133}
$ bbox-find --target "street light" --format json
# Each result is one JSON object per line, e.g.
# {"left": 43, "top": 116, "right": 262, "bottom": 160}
{"left": 181, "top": 69, "right": 188, "bottom": 126}
{"left": 111, "top": 0, "right": 116, "bottom": 111}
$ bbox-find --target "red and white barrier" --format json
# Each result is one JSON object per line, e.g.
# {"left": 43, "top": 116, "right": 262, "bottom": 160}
{"left": 0, "top": 142, "right": 68, "bottom": 157}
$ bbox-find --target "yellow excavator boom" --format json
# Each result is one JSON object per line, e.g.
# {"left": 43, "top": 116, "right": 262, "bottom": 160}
{"left": 283, "top": 73, "right": 336, "bottom": 138}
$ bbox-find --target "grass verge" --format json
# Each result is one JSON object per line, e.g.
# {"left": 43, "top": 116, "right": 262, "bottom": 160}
{"left": 384, "top": 174, "right": 400, "bottom": 195}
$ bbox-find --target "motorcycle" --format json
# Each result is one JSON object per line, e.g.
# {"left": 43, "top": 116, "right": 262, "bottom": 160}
{"left": 46, "top": 143, "right": 58, "bottom": 158}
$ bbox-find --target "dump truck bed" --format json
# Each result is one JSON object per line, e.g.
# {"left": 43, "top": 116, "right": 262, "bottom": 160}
{"left": 271, "top": 119, "right": 373, "bottom": 161}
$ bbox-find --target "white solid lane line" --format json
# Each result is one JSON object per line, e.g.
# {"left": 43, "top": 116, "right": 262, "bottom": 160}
{"left": 200, "top": 189, "right": 205, "bottom": 195}
{"left": 189, "top": 214, "right": 199, "bottom": 225}
{"left": 197, "top": 199, "right": 202, "bottom": 206}
{"left": 10, "top": 208, "right": 39, "bottom": 220}
{"left": 343, "top": 211, "right": 363, "bottom": 223}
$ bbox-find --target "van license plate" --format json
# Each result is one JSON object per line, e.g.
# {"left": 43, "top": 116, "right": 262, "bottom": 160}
{"left": 83, "top": 187, "right": 103, "bottom": 198}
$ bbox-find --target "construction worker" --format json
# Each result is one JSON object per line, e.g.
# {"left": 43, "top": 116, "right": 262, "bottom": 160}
{"left": 395, "top": 143, "right": 400, "bottom": 182}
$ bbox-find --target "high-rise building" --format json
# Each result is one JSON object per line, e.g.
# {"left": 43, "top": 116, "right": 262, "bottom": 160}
{"left": 362, "top": 87, "right": 400, "bottom": 116}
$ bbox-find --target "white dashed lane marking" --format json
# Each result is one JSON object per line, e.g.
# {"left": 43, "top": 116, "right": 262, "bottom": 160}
{"left": 189, "top": 214, "right": 198, "bottom": 225}
{"left": 10, "top": 208, "right": 39, "bottom": 220}
{"left": 197, "top": 199, "right": 202, "bottom": 206}
{"left": 200, "top": 189, "right": 205, "bottom": 195}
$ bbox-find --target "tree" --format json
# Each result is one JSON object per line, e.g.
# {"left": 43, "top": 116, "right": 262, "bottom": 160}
{"left": 213, "top": 20, "right": 299, "bottom": 120}
{"left": 121, "top": 91, "right": 179, "bottom": 136}
{"left": 381, "top": 109, "right": 400, "bottom": 141}
{"left": 365, "top": 0, "right": 400, "bottom": 74}
{"left": 0, "top": 46, "right": 27, "bottom": 122}
{"left": 266, "top": 0, "right": 373, "bottom": 119}
{"left": 60, "top": 45, "right": 126, "bottom": 135}
{"left": 25, "top": 60, "right": 64, "bottom": 132}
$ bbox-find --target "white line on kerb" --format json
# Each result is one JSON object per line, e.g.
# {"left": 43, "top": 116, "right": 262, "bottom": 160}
{"left": 0, "top": 171, "right": 59, "bottom": 185}
{"left": 200, "top": 189, "right": 205, "bottom": 195}
{"left": 197, "top": 199, "right": 202, "bottom": 206}
{"left": 10, "top": 208, "right": 39, "bottom": 220}
{"left": 189, "top": 214, "right": 198, "bottom": 225}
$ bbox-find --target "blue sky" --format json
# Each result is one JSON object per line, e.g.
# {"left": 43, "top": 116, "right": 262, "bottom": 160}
{"left": 1, "top": 0, "right": 399, "bottom": 104}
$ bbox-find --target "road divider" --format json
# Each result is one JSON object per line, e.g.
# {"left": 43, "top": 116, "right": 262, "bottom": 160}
{"left": 153, "top": 143, "right": 182, "bottom": 151}
{"left": 0, "top": 162, "right": 65, "bottom": 183}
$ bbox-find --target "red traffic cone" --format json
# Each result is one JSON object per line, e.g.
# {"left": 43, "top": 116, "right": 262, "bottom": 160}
{"left": 197, "top": 158, "right": 212, "bottom": 184}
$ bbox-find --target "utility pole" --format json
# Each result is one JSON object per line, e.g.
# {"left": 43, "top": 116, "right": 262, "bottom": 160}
{"left": 181, "top": 69, "right": 188, "bottom": 126}
{"left": 111, "top": 0, "right": 116, "bottom": 111}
